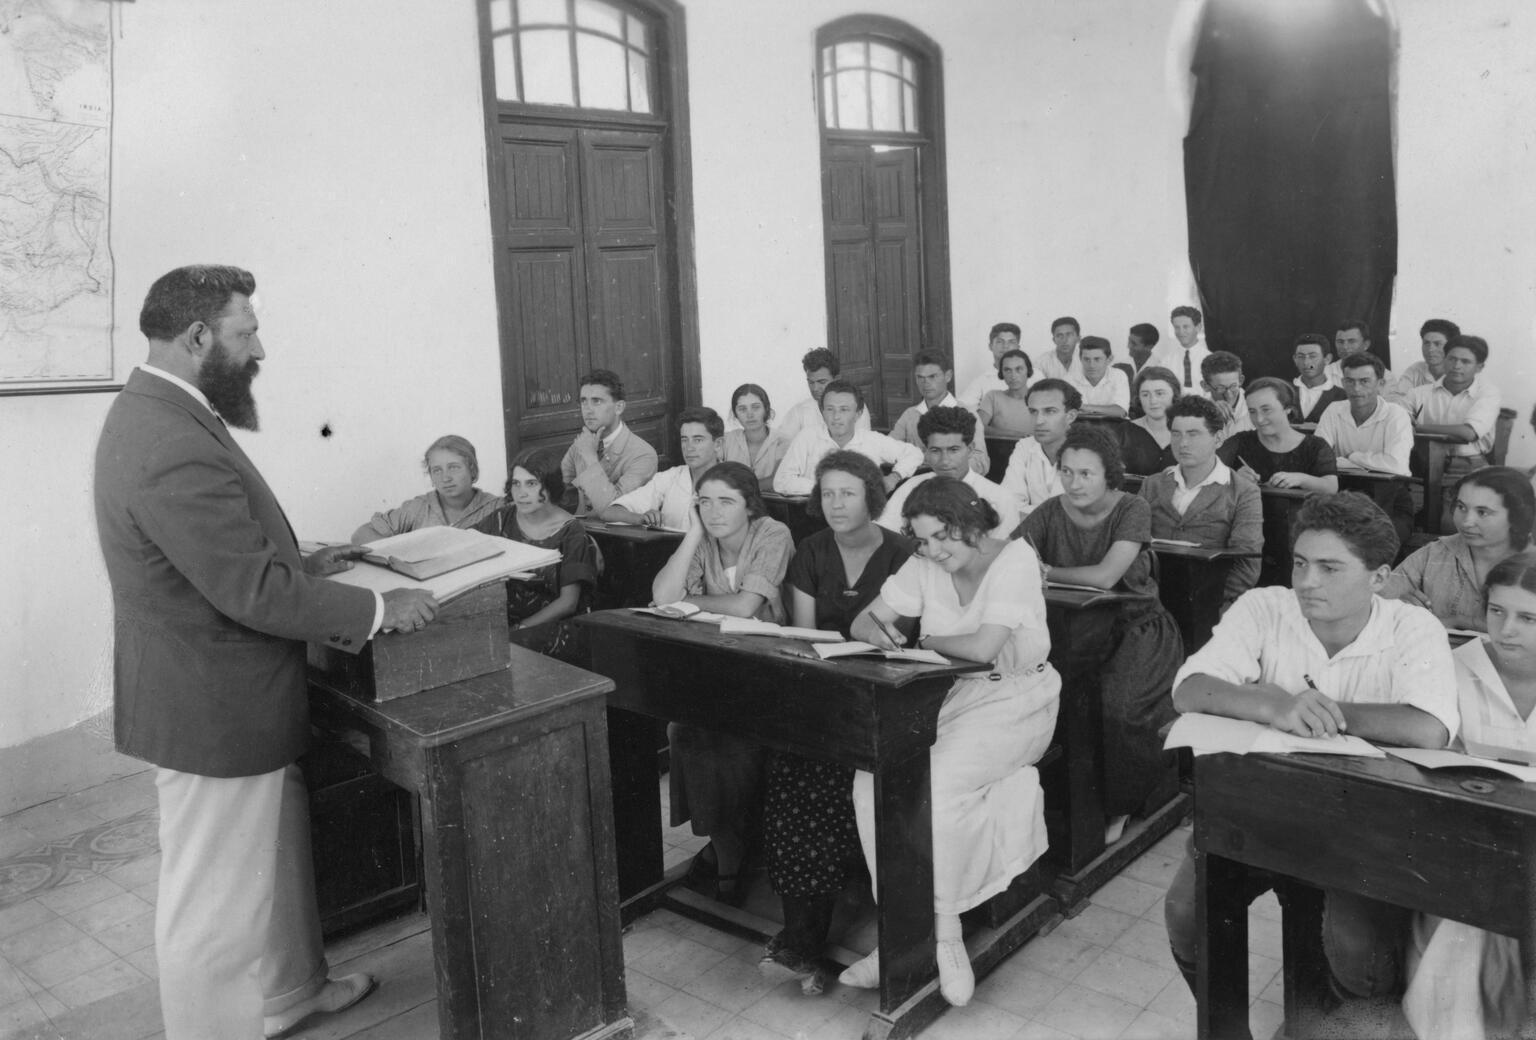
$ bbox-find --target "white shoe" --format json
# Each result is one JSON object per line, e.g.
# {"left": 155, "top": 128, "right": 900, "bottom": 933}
{"left": 837, "top": 949, "right": 880, "bottom": 989}
{"left": 935, "top": 939, "right": 973, "bottom": 1006}
{"left": 1105, "top": 814, "right": 1131, "bottom": 845}
{"left": 263, "top": 973, "right": 377, "bottom": 1038}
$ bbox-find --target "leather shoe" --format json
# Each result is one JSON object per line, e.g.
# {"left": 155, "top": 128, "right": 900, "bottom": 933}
{"left": 263, "top": 973, "right": 378, "bottom": 1038}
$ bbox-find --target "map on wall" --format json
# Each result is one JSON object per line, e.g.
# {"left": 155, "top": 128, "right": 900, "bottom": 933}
{"left": 0, "top": 0, "right": 114, "bottom": 387}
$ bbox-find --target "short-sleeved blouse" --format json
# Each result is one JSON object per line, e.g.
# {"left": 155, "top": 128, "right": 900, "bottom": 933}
{"left": 1217, "top": 431, "right": 1338, "bottom": 482}
{"left": 722, "top": 428, "right": 789, "bottom": 484}
{"left": 1120, "top": 421, "right": 1175, "bottom": 476}
{"left": 979, "top": 391, "right": 1035, "bottom": 438}
{"left": 879, "top": 538, "right": 1051, "bottom": 674}
{"left": 361, "top": 488, "right": 502, "bottom": 540}
{"left": 1020, "top": 493, "right": 1160, "bottom": 604}
{"left": 684, "top": 515, "right": 793, "bottom": 622}
{"left": 473, "top": 509, "right": 598, "bottom": 623}
{"left": 786, "top": 526, "right": 913, "bottom": 636}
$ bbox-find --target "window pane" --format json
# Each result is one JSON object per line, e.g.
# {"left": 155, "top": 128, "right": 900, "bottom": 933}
{"left": 626, "top": 14, "right": 648, "bottom": 53}
{"left": 904, "top": 83, "right": 918, "bottom": 132}
{"left": 489, "top": 0, "right": 513, "bottom": 32}
{"left": 835, "top": 41, "right": 865, "bottom": 69}
{"left": 628, "top": 51, "right": 652, "bottom": 113}
{"left": 493, "top": 33, "right": 520, "bottom": 100}
{"left": 869, "top": 41, "right": 900, "bottom": 74}
{"left": 821, "top": 44, "right": 836, "bottom": 72}
{"left": 577, "top": 32, "right": 628, "bottom": 110}
{"left": 900, "top": 54, "right": 915, "bottom": 84}
{"left": 517, "top": 0, "right": 569, "bottom": 27}
{"left": 834, "top": 70, "right": 869, "bottom": 130}
{"left": 575, "top": 0, "right": 623, "bottom": 37}
{"left": 870, "top": 70, "right": 902, "bottom": 131}
{"left": 520, "top": 28, "right": 575, "bottom": 105}
{"left": 821, "top": 73, "right": 835, "bottom": 127}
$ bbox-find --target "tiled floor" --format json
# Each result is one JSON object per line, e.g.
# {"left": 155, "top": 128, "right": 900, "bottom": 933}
{"left": 0, "top": 721, "right": 1292, "bottom": 1040}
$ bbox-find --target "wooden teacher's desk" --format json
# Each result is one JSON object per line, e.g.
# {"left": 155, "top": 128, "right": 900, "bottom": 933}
{"left": 574, "top": 609, "right": 1056, "bottom": 1040}
{"left": 1194, "top": 752, "right": 1536, "bottom": 1040}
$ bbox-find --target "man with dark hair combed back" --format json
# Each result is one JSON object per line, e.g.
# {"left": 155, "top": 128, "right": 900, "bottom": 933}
{"left": 561, "top": 369, "right": 659, "bottom": 514}
{"left": 601, "top": 406, "right": 727, "bottom": 530}
{"left": 878, "top": 406, "right": 1019, "bottom": 539}
{"left": 1000, "top": 378, "right": 1080, "bottom": 517}
{"left": 1396, "top": 317, "right": 1462, "bottom": 393}
{"left": 778, "top": 348, "right": 872, "bottom": 443}
{"left": 1149, "top": 306, "right": 1210, "bottom": 392}
{"left": 889, "top": 353, "right": 988, "bottom": 474}
{"left": 1162, "top": 491, "right": 1456, "bottom": 1003}
{"left": 959, "top": 321, "right": 1023, "bottom": 412}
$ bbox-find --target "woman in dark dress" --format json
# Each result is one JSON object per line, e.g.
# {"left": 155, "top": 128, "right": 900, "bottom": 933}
{"left": 474, "top": 446, "right": 598, "bottom": 656}
{"left": 1019, "top": 424, "right": 1183, "bottom": 843}
{"left": 1120, "top": 366, "right": 1180, "bottom": 475}
{"left": 760, "top": 451, "right": 912, "bottom": 994}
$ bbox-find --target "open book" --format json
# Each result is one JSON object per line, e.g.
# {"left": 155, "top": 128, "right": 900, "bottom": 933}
{"left": 1388, "top": 747, "right": 1536, "bottom": 783}
{"left": 717, "top": 617, "right": 844, "bottom": 642}
{"left": 1164, "top": 712, "right": 1384, "bottom": 758}
{"left": 360, "top": 527, "right": 536, "bottom": 581}
{"left": 321, "top": 531, "right": 559, "bottom": 604}
{"left": 630, "top": 602, "right": 727, "bottom": 623}
{"left": 812, "top": 641, "right": 947, "bottom": 665}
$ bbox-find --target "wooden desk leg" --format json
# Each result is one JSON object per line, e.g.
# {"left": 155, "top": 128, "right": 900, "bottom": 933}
{"left": 416, "top": 755, "right": 475, "bottom": 1040}
{"left": 1197, "top": 849, "right": 1252, "bottom": 1040}
{"left": 1058, "top": 663, "right": 1107, "bottom": 874}
{"left": 1422, "top": 441, "right": 1449, "bottom": 534}
{"left": 872, "top": 746, "right": 937, "bottom": 1018}
{"left": 607, "top": 706, "right": 665, "bottom": 913}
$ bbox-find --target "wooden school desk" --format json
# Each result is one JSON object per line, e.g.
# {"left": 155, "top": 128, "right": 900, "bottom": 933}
{"left": 308, "top": 647, "right": 630, "bottom": 1040}
{"left": 760, "top": 491, "right": 828, "bottom": 544}
{"left": 1042, "top": 585, "right": 1189, "bottom": 908}
{"left": 582, "top": 518, "right": 682, "bottom": 609}
{"left": 574, "top": 609, "right": 1057, "bottom": 1040}
{"left": 1193, "top": 752, "right": 1536, "bottom": 1040}
{"left": 1413, "top": 430, "right": 1459, "bottom": 534}
{"left": 1255, "top": 486, "right": 1309, "bottom": 587}
{"left": 1149, "top": 543, "right": 1261, "bottom": 654}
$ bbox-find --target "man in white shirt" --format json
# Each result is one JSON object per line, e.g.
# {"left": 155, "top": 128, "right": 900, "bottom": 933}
{"left": 1394, "top": 318, "right": 1460, "bottom": 396}
{"left": 888, "top": 352, "right": 987, "bottom": 474}
{"left": 775, "top": 381, "right": 922, "bottom": 495}
{"left": 1199, "top": 351, "right": 1252, "bottom": 437}
{"left": 1290, "top": 333, "right": 1345, "bottom": 424}
{"left": 1148, "top": 305, "right": 1211, "bottom": 394}
{"left": 958, "top": 321, "right": 1022, "bottom": 412}
{"left": 1071, "top": 336, "right": 1130, "bottom": 416}
{"left": 776, "top": 347, "right": 872, "bottom": 444}
{"left": 1404, "top": 334, "right": 1501, "bottom": 469}
{"left": 1000, "top": 378, "right": 1076, "bottom": 516}
{"left": 1161, "top": 492, "right": 1457, "bottom": 999}
{"left": 600, "top": 406, "right": 724, "bottom": 530}
{"left": 1324, "top": 319, "right": 1396, "bottom": 391}
{"left": 1317, "top": 352, "right": 1416, "bottom": 540}
{"left": 1034, "top": 316, "right": 1085, "bottom": 382}
{"left": 878, "top": 406, "right": 1019, "bottom": 539}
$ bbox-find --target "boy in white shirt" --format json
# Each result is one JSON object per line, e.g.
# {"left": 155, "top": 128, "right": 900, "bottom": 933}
{"left": 1070, "top": 336, "right": 1130, "bottom": 417}
{"left": 879, "top": 406, "right": 1019, "bottom": 539}
{"left": 774, "top": 381, "right": 922, "bottom": 495}
{"left": 1034, "top": 316, "right": 1084, "bottom": 382}
{"left": 958, "top": 322, "right": 1022, "bottom": 412}
{"left": 600, "top": 406, "right": 725, "bottom": 530}
{"left": 777, "top": 348, "right": 872, "bottom": 444}
{"left": 1000, "top": 379, "right": 1076, "bottom": 516}
{"left": 888, "top": 352, "right": 988, "bottom": 474}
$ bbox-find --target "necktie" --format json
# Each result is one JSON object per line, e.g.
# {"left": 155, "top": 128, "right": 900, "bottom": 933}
{"left": 1183, "top": 350, "right": 1192, "bottom": 388}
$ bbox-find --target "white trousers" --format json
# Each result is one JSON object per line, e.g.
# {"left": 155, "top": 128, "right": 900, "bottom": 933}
{"left": 155, "top": 764, "right": 328, "bottom": 1040}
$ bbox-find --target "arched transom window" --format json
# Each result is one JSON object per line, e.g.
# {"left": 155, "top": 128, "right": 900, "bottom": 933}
{"left": 487, "top": 0, "right": 653, "bottom": 113}
{"left": 819, "top": 38, "right": 919, "bottom": 133}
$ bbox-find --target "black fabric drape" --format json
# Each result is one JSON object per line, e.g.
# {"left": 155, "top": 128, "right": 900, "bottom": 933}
{"left": 1184, "top": 0, "right": 1396, "bottom": 380}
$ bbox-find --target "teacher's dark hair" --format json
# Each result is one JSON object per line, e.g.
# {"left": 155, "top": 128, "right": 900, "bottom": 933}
{"left": 902, "top": 475, "right": 999, "bottom": 549}
{"left": 696, "top": 461, "right": 767, "bottom": 521}
{"left": 808, "top": 450, "right": 886, "bottom": 521}
{"left": 139, "top": 265, "right": 257, "bottom": 341}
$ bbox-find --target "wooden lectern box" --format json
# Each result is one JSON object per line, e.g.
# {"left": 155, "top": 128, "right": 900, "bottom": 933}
{"left": 306, "top": 583, "right": 510, "bottom": 701}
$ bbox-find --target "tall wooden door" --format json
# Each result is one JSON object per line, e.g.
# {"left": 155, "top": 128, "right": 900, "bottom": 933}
{"left": 498, "top": 122, "right": 673, "bottom": 454}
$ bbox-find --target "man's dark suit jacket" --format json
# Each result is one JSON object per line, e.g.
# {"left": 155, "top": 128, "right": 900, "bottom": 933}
{"left": 94, "top": 369, "right": 376, "bottom": 777}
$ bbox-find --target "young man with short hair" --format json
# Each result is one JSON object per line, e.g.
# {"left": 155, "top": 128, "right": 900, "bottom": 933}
{"left": 777, "top": 348, "right": 872, "bottom": 443}
{"left": 1290, "top": 332, "right": 1345, "bottom": 424}
{"left": 1034, "top": 316, "right": 1085, "bottom": 382}
{"left": 1070, "top": 335, "right": 1130, "bottom": 417}
{"left": 1325, "top": 319, "right": 1396, "bottom": 390}
{"left": 889, "top": 352, "right": 988, "bottom": 474}
{"left": 1149, "top": 305, "right": 1210, "bottom": 392}
{"left": 878, "top": 406, "right": 1019, "bottom": 538}
{"left": 958, "top": 322, "right": 1023, "bottom": 412}
{"left": 1116, "top": 323, "right": 1159, "bottom": 383}
{"left": 1000, "top": 378, "right": 1077, "bottom": 516}
{"left": 1394, "top": 318, "right": 1461, "bottom": 394}
{"left": 774, "top": 381, "right": 922, "bottom": 495}
{"left": 1162, "top": 492, "right": 1457, "bottom": 999}
{"left": 561, "top": 369, "right": 660, "bottom": 514}
{"left": 1316, "top": 352, "right": 1416, "bottom": 540}
{"left": 1199, "top": 350, "right": 1252, "bottom": 437}
{"left": 1404, "top": 334, "right": 1501, "bottom": 481}
{"left": 600, "top": 406, "right": 726, "bottom": 530}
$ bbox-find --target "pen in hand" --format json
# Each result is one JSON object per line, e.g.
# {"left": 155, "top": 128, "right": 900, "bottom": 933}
{"left": 1303, "top": 674, "right": 1346, "bottom": 733}
{"left": 872, "top": 615, "right": 904, "bottom": 649}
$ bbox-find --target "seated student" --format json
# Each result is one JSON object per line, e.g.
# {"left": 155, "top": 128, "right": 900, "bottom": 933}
{"left": 1071, "top": 335, "right": 1131, "bottom": 417}
{"left": 474, "top": 447, "right": 598, "bottom": 654}
{"left": 1382, "top": 467, "right": 1535, "bottom": 632}
{"left": 352, "top": 434, "right": 501, "bottom": 543}
{"left": 777, "top": 348, "right": 872, "bottom": 444}
{"left": 1000, "top": 378, "right": 1076, "bottom": 516}
{"left": 1138, "top": 396, "right": 1263, "bottom": 606}
{"left": 1402, "top": 553, "right": 1536, "bottom": 1039}
{"left": 651, "top": 461, "right": 794, "bottom": 904}
{"left": 1115, "top": 323, "right": 1160, "bottom": 389}
{"left": 977, "top": 349, "right": 1035, "bottom": 438}
{"left": 560, "top": 369, "right": 659, "bottom": 514}
{"left": 887, "top": 352, "right": 988, "bottom": 474}
{"left": 1394, "top": 318, "right": 1461, "bottom": 395}
{"left": 1316, "top": 351, "right": 1416, "bottom": 541}
{"left": 600, "top": 406, "right": 725, "bottom": 530}
{"left": 1290, "top": 333, "right": 1346, "bottom": 424}
{"left": 958, "top": 322, "right": 1022, "bottom": 413}
{"left": 1019, "top": 424, "right": 1184, "bottom": 841}
{"left": 1148, "top": 306, "right": 1210, "bottom": 395}
{"left": 722, "top": 383, "right": 790, "bottom": 484}
{"left": 880, "top": 406, "right": 1020, "bottom": 539}
{"left": 1403, "top": 334, "right": 1502, "bottom": 486}
{"left": 1120, "top": 366, "right": 1181, "bottom": 475}
{"left": 760, "top": 451, "right": 913, "bottom": 993}
{"left": 1162, "top": 492, "right": 1457, "bottom": 1000}
{"left": 774, "top": 381, "right": 922, "bottom": 496}
{"left": 843, "top": 478, "right": 1061, "bottom": 1006}
{"left": 1034, "top": 316, "right": 1085, "bottom": 382}
{"left": 1218, "top": 378, "right": 1339, "bottom": 493}
{"left": 1326, "top": 318, "right": 1397, "bottom": 391}
{"left": 1199, "top": 350, "right": 1252, "bottom": 436}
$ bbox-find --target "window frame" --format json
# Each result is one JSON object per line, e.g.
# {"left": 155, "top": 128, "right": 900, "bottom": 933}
{"left": 486, "top": 0, "right": 663, "bottom": 122}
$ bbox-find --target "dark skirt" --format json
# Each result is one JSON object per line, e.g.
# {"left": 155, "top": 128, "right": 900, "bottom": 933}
{"left": 764, "top": 753, "right": 862, "bottom": 898}
{"left": 668, "top": 724, "right": 766, "bottom": 837}
{"left": 1094, "top": 602, "right": 1184, "bottom": 816}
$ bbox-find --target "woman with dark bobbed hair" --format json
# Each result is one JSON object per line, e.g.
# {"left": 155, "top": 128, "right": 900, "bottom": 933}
{"left": 840, "top": 477, "right": 1060, "bottom": 1008}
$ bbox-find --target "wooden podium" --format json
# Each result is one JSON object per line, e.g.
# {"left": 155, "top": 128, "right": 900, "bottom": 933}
{"left": 308, "top": 638, "right": 631, "bottom": 1040}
